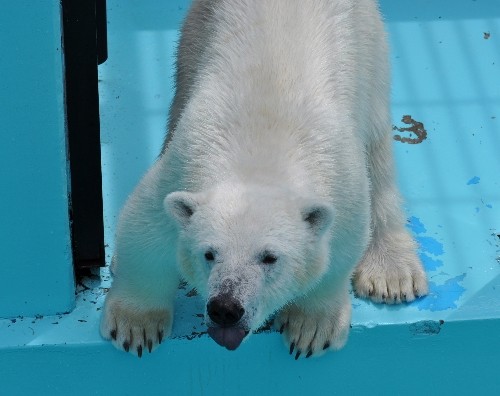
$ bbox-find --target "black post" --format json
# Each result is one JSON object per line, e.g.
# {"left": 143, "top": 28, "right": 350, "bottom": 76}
{"left": 61, "top": 0, "right": 107, "bottom": 272}
{"left": 96, "top": 0, "right": 108, "bottom": 65}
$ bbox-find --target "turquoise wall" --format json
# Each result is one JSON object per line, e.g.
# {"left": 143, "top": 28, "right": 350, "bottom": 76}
{"left": 2, "top": 320, "right": 499, "bottom": 395}
{"left": 0, "top": 2, "right": 74, "bottom": 318}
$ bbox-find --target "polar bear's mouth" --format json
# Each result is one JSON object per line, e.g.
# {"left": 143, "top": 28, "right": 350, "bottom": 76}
{"left": 207, "top": 326, "right": 249, "bottom": 350}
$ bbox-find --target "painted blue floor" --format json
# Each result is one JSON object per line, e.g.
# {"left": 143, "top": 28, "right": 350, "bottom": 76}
{"left": 2, "top": 0, "right": 500, "bottom": 394}
{"left": 98, "top": 0, "right": 500, "bottom": 327}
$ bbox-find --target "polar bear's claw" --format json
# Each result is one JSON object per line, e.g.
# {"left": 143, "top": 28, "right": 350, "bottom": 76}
{"left": 100, "top": 294, "right": 172, "bottom": 357}
{"left": 276, "top": 301, "right": 350, "bottom": 359}
{"left": 353, "top": 230, "right": 428, "bottom": 305}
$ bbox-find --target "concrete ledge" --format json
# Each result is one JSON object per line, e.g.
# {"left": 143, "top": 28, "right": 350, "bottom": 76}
{"left": 2, "top": 272, "right": 499, "bottom": 395}
{"left": 2, "top": 315, "right": 499, "bottom": 395}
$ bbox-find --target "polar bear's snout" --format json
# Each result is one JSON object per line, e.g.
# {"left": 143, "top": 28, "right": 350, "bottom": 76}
{"left": 206, "top": 294, "right": 250, "bottom": 351}
{"left": 207, "top": 294, "right": 245, "bottom": 327}
{"left": 205, "top": 274, "right": 257, "bottom": 351}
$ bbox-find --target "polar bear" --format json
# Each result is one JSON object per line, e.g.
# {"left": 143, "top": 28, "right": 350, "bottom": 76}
{"left": 100, "top": 0, "right": 428, "bottom": 358}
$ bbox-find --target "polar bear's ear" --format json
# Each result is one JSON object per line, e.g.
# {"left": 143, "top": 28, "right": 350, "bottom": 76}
{"left": 301, "top": 201, "right": 334, "bottom": 237}
{"left": 164, "top": 191, "right": 200, "bottom": 227}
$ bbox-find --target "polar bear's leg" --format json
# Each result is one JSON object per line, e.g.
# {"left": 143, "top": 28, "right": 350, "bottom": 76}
{"left": 353, "top": 134, "right": 428, "bottom": 303}
{"left": 100, "top": 159, "right": 179, "bottom": 356}
{"left": 275, "top": 281, "right": 351, "bottom": 359}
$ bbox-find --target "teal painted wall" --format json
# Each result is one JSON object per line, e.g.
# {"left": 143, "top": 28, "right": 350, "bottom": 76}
{"left": 1, "top": 320, "right": 499, "bottom": 395}
{"left": 0, "top": 2, "right": 74, "bottom": 318}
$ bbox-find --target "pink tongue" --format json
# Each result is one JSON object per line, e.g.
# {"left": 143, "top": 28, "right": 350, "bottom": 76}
{"left": 207, "top": 327, "right": 246, "bottom": 350}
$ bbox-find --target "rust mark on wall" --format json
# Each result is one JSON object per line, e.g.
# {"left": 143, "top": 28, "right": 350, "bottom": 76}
{"left": 393, "top": 115, "right": 427, "bottom": 144}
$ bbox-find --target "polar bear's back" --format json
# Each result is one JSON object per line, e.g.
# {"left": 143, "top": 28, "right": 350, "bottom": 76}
{"left": 164, "top": 0, "right": 388, "bottom": 197}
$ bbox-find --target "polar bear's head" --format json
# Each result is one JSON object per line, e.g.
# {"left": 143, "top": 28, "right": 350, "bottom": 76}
{"left": 165, "top": 183, "right": 333, "bottom": 350}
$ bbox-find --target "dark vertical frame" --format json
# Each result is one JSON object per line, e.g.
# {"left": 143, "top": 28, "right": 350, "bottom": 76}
{"left": 61, "top": 0, "right": 107, "bottom": 272}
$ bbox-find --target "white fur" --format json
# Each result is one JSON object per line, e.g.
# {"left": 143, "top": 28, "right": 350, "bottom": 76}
{"left": 101, "top": 0, "right": 428, "bottom": 358}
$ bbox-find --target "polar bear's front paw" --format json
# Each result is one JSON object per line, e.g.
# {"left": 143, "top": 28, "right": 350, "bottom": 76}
{"left": 100, "top": 296, "right": 172, "bottom": 357}
{"left": 353, "top": 231, "right": 428, "bottom": 304}
{"left": 275, "top": 303, "right": 350, "bottom": 359}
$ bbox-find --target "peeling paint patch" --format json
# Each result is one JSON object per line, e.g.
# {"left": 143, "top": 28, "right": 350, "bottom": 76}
{"left": 172, "top": 331, "right": 207, "bottom": 341}
{"left": 407, "top": 216, "right": 426, "bottom": 234}
{"left": 413, "top": 274, "right": 467, "bottom": 311}
{"left": 407, "top": 217, "right": 444, "bottom": 271}
{"left": 407, "top": 217, "right": 467, "bottom": 311}
{"left": 419, "top": 254, "right": 443, "bottom": 272}
{"left": 416, "top": 236, "right": 445, "bottom": 256}
{"left": 473, "top": 198, "right": 494, "bottom": 213}
{"left": 409, "top": 320, "right": 444, "bottom": 336}
{"left": 490, "top": 231, "right": 500, "bottom": 265}
{"left": 467, "top": 176, "right": 480, "bottom": 185}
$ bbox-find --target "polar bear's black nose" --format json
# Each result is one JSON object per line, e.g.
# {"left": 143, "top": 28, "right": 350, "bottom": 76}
{"left": 207, "top": 296, "right": 245, "bottom": 327}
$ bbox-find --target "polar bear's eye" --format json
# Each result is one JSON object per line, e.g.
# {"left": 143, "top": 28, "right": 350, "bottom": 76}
{"left": 261, "top": 252, "right": 278, "bottom": 265}
{"left": 204, "top": 251, "right": 215, "bottom": 261}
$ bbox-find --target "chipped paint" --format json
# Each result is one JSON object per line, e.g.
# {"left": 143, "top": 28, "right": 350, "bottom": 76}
{"left": 407, "top": 216, "right": 444, "bottom": 272}
{"left": 413, "top": 274, "right": 467, "bottom": 311}
{"left": 409, "top": 319, "right": 444, "bottom": 336}
{"left": 467, "top": 176, "right": 481, "bottom": 185}
{"left": 490, "top": 231, "right": 500, "bottom": 264}
{"left": 419, "top": 254, "right": 443, "bottom": 272}
{"left": 407, "top": 216, "right": 426, "bottom": 234}
{"left": 416, "top": 236, "right": 444, "bottom": 256}
{"left": 407, "top": 217, "right": 467, "bottom": 311}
